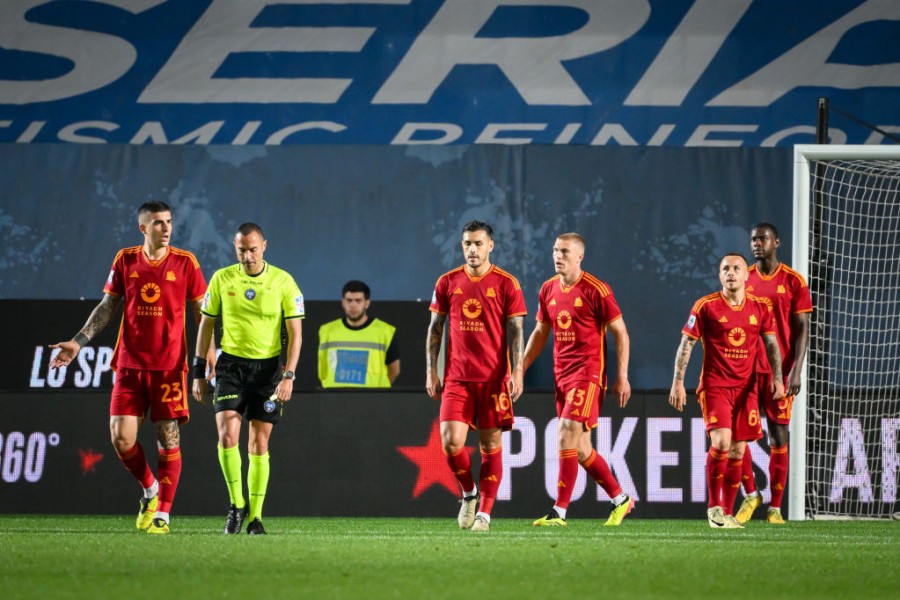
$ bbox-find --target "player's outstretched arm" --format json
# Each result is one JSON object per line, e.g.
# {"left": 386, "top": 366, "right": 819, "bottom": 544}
{"left": 608, "top": 317, "right": 631, "bottom": 407}
{"left": 507, "top": 315, "right": 525, "bottom": 402}
{"left": 49, "top": 294, "right": 122, "bottom": 369}
{"left": 669, "top": 334, "right": 696, "bottom": 412}
{"left": 425, "top": 312, "right": 446, "bottom": 400}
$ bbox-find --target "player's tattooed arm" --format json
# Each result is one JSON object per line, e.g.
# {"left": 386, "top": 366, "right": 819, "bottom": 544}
{"left": 507, "top": 316, "right": 525, "bottom": 402}
{"left": 763, "top": 332, "right": 784, "bottom": 382}
{"left": 672, "top": 335, "right": 696, "bottom": 383}
{"left": 763, "top": 333, "right": 786, "bottom": 400}
{"left": 426, "top": 312, "right": 446, "bottom": 370}
{"left": 507, "top": 316, "right": 525, "bottom": 372}
{"left": 49, "top": 294, "right": 122, "bottom": 368}
{"left": 156, "top": 419, "right": 180, "bottom": 449}
{"left": 669, "top": 334, "right": 696, "bottom": 412}
{"left": 425, "top": 312, "right": 446, "bottom": 400}
{"left": 80, "top": 294, "right": 123, "bottom": 342}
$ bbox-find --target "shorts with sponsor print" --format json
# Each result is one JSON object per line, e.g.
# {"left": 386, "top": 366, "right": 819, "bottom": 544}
{"left": 110, "top": 367, "right": 190, "bottom": 424}
{"left": 555, "top": 378, "right": 604, "bottom": 431}
{"left": 213, "top": 352, "right": 284, "bottom": 425}
{"left": 697, "top": 386, "right": 763, "bottom": 442}
{"left": 757, "top": 371, "right": 794, "bottom": 425}
{"left": 440, "top": 379, "right": 514, "bottom": 431}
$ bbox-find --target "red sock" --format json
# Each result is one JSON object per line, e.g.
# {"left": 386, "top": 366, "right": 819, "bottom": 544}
{"left": 723, "top": 458, "right": 743, "bottom": 515}
{"left": 741, "top": 446, "right": 758, "bottom": 494}
{"left": 445, "top": 447, "right": 475, "bottom": 494}
{"left": 769, "top": 445, "right": 789, "bottom": 508}
{"left": 555, "top": 449, "right": 580, "bottom": 510}
{"left": 157, "top": 447, "right": 182, "bottom": 514}
{"left": 706, "top": 447, "right": 728, "bottom": 508}
{"left": 478, "top": 447, "right": 502, "bottom": 515}
{"left": 580, "top": 450, "right": 622, "bottom": 498}
{"left": 116, "top": 443, "right": 155, "bottom": 489}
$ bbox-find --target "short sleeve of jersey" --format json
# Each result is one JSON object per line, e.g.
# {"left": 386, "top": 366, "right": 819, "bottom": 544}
{"left": 791, "top": 275, "right": 814, "bottom": 314}
{"left": 282, "top": 275, "right": 305, "bottom": 319}
{"left": 429, "top": 275, "right": 449, "bottom": 314}
{"left": 595, "top": 289, "right": 622, "bottom": 325}
{"left": 201, "top": 271, "right": 222, "bottom": 317}
{"left": 682, "top": 301, "right": 704, "bottom": 340}
{"left": 761, "top": 299, "right": 776, "bottom": 333}
{"left": 103, "top": 253, "right": 125, "bottom": 297}
{"left": 535, "top": 286, "right": 548, "bottom": 323}
{"left": 185, "top": 256, "right": 208, "bottom": 303}
{"left": 503, "top": 274, "right": 527, "bottom": 318}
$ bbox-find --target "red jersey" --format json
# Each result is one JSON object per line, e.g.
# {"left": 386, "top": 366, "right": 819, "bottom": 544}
{"left": 535, "top": 272, "right": 622, "bottom": 388}
{"left": 747, "top": 263, "right": 813, "bottom": 374}
{"left": 103, "top": 246, "right": 207, "bottom": 372}
{"left": 681, "top": 292, "right": 776, "bottom": 391}
{"left": 430, "top": 264, "right": 527, "bottom": 383}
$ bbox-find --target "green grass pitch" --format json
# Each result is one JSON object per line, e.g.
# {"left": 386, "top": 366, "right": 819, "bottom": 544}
{"left": 1, "top": 515, "right": 897, "bottom": 599}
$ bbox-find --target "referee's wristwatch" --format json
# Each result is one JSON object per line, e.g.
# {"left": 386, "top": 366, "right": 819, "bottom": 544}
{"left": 282, "top": 370, "right": 296, "bottom": 381}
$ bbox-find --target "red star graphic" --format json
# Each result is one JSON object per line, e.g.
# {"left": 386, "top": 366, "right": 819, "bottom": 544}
{"left": 79, "top": 449, "right": 104, "bottom": 474}
{"left": 397, "top": 418, "right": 474, "bottom": 498}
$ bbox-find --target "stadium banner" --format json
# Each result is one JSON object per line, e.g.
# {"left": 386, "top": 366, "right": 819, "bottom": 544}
{"left": 0, "top": 390, "right": 793, "bottom": 520}
{"left": 0, "top": 144, "right": 794, "bottom": 390}
{"left": 0, "top": 0, "right": 897, "bottom": 147}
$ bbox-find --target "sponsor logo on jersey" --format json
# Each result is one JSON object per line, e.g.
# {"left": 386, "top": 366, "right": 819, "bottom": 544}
{"left": 166, "top": 270, "right": 176, "bottom": 281}
{"left": 727, "top": 327, "right": 747, "bottom": 347}
{"left": 749, "top": 315, "right": 758, "bottom": 325}
{"left": 140, "top": 282, "right": 161, "bottom": 303}
{"left": 462, "top": 298, "right": 482, "bottom": 319}
{"left": 556, "top": 309, "right": 573, "bottom": 330}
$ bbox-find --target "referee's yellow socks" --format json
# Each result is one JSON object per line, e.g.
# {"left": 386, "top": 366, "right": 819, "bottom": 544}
{"left": 218, "top": 445, "right": 245, "bottom": 509}
{"left": 248, "top": 452, "right": 270, "bottom": 522}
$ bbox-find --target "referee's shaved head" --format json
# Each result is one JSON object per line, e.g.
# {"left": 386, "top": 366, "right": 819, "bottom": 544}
{"left": 236, "top": 222, "right": 265, "bottom": 240}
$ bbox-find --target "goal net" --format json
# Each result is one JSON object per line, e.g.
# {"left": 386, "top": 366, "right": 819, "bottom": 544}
{"left": 791, "top": 145, "right": 900, "bottom": 520}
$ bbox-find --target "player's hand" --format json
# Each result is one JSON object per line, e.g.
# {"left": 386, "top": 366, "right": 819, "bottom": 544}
{"left": 425, "top": 370, "right": 442, "bottom": 400}
{"left": 786, "top": 367, "right": 802, "bottom": 396}
{"left": 48, "top": 340, "right": 81, "bottom": 369}
{"left": 613, "top": 376, "right": 631, "bottom": 408}
{"left": 192, "top": 377, "right": 212, "bottom": 405}
{"left": 508, "top": 369, "right": 524, "bottom": 403}
{"left": 273, "top": 378, "right": 293, "bottom": 402}
{"left": 771, "top": 378, "right": 785, "bottom": 401}
{"left": 668, "top": 381, "right": 686, "bottom": 412}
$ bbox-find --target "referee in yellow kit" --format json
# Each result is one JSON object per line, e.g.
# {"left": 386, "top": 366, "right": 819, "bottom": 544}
{"left": 192, "top": 223, "right": 304, "bottom": 535}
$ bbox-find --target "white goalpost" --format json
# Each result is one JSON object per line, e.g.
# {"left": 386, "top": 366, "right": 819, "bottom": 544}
{"left": 790, "top": 144, "right": 900, "bottom": 520}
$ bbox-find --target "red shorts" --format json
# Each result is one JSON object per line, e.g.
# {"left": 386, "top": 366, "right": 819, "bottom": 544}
{"left": 555, "top": 379, "right": 604, "bottom": 430}
{"left": 697, "top": 386, "right": 762, "bottom": 442}
{"left": 440, "top": 379, "right": 514, "bottom": 431}
{"left": 757, "top": 372, "right": 794, "bottom": 425}
{"left": 110, "top": 368, "right": 190, "bottom": 424}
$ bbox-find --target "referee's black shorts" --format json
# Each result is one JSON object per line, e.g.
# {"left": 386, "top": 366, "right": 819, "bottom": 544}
{"left": 213, "top": 352, "right": 283, "bottom": 424}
